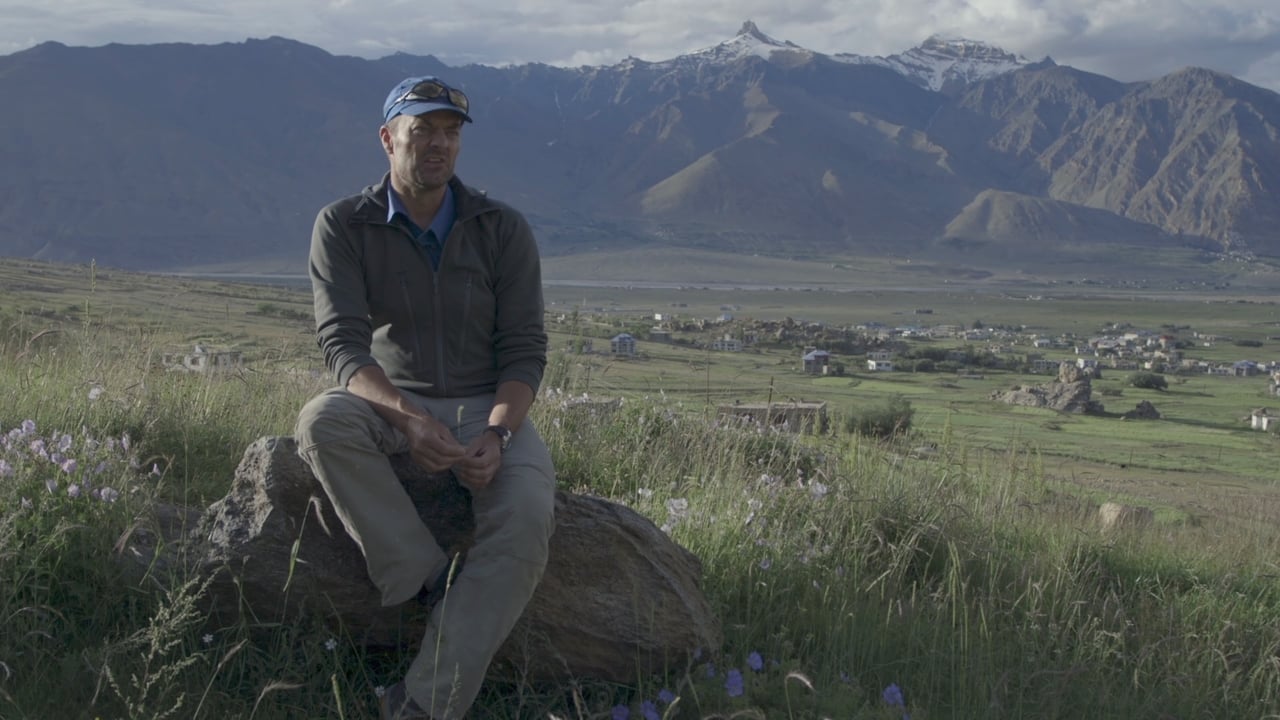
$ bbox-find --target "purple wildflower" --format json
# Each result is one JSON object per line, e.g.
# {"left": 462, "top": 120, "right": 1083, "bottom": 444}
{"left": 611, "top": 705, "right": 630, "bottom": 720}
{"left": 704, "top": 662, "right": 716, "bottom": 678}
{"left": 883, "top": 683, "right": 910, "bottom": 718}
{"left": 99, "top": 487, "right": 120, "bottom": 503}
{"left": 44, "top": 478, "right": 58, "bottom": 494}
{"left": 725, "top": 669, "right": 745, "bottom": 698}
{"left": 747, "top": 651, "right": 764, "bottom": 672}
{"left": 67, "top": 484, "right": 81, "bottom": 499}
{"left": 759, "top": 557, "right": 772, "bottom": 571}
{"left": 640, "top": 700, "right": 659, "bottom": 720}
{"left": 30, "top": 439, "right": 47, "bottom": 460}
{"left": 0, "top": 459, "right": 12, "bottom": 478}
{"left": 57, "top": 434, "right": 73, "bottom": 453}
{"left": 60, "top": 458, "right": 78, "bottom": 474}
{"left": 839, "top": 671, "right": 851, "bottom": 684}
{"left": 21, "top": 419, "right": 36, "bottom": 435}
{"left": 657, "top": 688, "right": 675, "bottom": 704}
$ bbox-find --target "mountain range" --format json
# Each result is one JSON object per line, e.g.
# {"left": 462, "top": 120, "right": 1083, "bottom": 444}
{"left": 0, "top": 21, "right": 1277, "bottom": 272}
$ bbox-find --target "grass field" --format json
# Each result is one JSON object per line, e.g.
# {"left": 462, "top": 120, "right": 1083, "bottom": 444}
{"left": 2, "top": 256, "right": 1279, "bottom": 718}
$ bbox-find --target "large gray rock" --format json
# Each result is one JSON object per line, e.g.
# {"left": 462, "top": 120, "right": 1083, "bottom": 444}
{"left": 990, "top": 362, "right": 1104, "bottom": 414}
{"left": 1123, "top": 400, "right": 1161, "bottom": 420}
{"left": 130, "top": 436, "right": 721, "bottom": 684}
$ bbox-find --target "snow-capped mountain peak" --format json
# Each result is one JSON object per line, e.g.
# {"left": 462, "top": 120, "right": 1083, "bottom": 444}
{"left": 735, "top": 20, "right": 785, "bottom": 46}
{"left": 655, "top": 20, "right": 810, "bottom": 68}
{"left": 632, "top": 22, "right": 1038, "bottom": 92}
{"left": 833, "top": 34, "right": 1041, "bottom": 92}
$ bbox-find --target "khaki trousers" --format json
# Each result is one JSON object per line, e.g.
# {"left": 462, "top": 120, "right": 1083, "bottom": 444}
{"left": 295, "top": 387, "right": 556, "bottom": 719}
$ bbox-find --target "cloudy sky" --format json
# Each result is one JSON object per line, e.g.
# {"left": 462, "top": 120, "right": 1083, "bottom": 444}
{"left": 2, "top": 0, "right": 1279, "bottom": 92}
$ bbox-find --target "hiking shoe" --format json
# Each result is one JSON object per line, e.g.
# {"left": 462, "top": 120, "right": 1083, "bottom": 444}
{"left": 379, "top": 680, "right": 434, "bottom": 720}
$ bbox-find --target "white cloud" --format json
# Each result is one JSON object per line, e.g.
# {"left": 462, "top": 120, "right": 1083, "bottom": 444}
{"left": 1244, "top": 50, "right": 1280, "bottom": 91}
{"left": 1, "top": 0, "right": 1277, "bottom": 91}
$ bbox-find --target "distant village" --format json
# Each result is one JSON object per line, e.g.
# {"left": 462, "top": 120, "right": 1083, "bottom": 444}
{"left": 552, "top": 306, "right": 1280, "bottom": 432}
{"left": 161, "top": 306, "right": 1279, "bottom": 435}
{"left": 565, "top": 310, "right": 1277, "bottom": 378}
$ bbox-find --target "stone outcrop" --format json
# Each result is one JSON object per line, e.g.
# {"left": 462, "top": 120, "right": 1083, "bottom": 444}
{"left": 124, "top": 437, "right": 721, "bottom": 684}
{"left": 1123, "top": 400, "right": 1161, "bottom": 420}
{"left": 989, "top": 362, "right": 1105, "bottom": 414}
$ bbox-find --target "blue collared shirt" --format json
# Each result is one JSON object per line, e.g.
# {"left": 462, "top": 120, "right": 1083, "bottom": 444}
{"left": 387, "top": 183, "right": 455, "bottom": 271}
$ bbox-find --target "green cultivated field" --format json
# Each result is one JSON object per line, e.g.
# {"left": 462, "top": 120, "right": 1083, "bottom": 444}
{"left": 2, "top": 256, "right": 1279, "bottom": 719}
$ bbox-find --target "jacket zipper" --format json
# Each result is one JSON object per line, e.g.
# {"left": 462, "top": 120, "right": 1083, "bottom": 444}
{"left": 433, "top": 273, "right": 448, "bottom": 396}
{"left": 460, "top": 275, "right": 473, "bottom": 348}
{"left": 398, "top": 275, "right": 425, "bottom": 370}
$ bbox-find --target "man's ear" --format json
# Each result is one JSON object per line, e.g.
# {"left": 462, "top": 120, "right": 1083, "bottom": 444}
{"left": 378, "top": 123, "right": 394, "bottom": 155}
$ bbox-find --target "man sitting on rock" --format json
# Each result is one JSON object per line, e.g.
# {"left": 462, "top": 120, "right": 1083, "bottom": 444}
{"left": 294, "top": 74, "right": 556, "bottom": 720}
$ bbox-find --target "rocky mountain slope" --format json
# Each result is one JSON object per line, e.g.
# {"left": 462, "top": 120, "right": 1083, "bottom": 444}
{"left": 0, "top": 22, "right": 1275, "bottom": 270}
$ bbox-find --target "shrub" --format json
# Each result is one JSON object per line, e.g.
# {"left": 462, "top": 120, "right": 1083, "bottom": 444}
{"left": 1129, "top": 371, "right": 1168, "bottom": 391}
{"left": 844, "top": 395, "right": 914, "bottom": 439}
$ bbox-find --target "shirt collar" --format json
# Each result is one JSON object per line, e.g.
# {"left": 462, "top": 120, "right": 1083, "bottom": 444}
{"left": 386, "top": 183, "right": 455, "bottom": 238}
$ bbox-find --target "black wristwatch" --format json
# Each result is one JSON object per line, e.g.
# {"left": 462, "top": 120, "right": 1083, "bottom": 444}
{"left": 483, "top": 424, "right": 512, "bottom": 452}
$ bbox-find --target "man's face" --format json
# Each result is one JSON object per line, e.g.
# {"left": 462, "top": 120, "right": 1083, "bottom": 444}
{"left": 381, "top": 110, "right": 463, "bottom": 195}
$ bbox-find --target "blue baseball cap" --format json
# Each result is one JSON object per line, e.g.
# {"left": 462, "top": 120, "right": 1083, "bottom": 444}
{"left": 382, "top": 76, "right": 473, "bottom": 124}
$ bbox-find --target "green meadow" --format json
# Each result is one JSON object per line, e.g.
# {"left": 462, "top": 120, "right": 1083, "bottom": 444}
{"left": 1, "top": 256, "right": 1279, "bottom": 719}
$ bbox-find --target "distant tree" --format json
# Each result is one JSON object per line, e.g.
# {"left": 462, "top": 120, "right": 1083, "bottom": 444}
{"left": 905, "top": 346, "right": 949, "bottom": 362}
{"left": 1129, "top": 372, "right": 1168, "bottom": 391}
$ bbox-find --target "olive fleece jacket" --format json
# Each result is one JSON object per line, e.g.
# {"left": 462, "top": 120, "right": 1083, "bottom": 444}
{"left": 308, "top": 174, "right": 547, "bottom": 398}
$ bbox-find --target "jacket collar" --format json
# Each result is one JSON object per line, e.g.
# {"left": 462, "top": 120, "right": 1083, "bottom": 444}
{"left": 351, "top": 174, "right": 492, "bottom": 225}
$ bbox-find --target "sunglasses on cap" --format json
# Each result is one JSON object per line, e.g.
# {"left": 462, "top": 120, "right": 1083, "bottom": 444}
{"left": 391, "top": 79, "right": 470, "bottom": 115}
